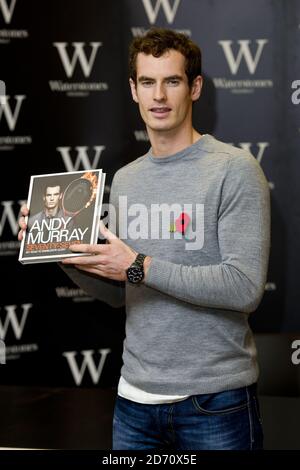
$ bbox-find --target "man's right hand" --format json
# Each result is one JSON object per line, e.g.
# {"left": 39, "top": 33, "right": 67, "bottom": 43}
{"left": 18, "top": 204, "right": 29, "bottom": 241}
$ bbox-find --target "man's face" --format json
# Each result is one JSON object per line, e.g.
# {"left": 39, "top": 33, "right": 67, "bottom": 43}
{"left": 43, "top": 186, "right": 61, "bottom": 210}
{"left": 129, "top": 50, "right": 202, "bottom": 134}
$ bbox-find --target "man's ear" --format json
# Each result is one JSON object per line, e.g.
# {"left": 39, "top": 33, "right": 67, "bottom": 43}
{"left": 191, "top": 75, "right": 203, "bottom": 102}
{"left": 129, "top": 78, "right": 139, "bottom": 103}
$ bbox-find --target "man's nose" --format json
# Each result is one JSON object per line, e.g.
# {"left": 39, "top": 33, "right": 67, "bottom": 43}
{"left": 153, "top": 83, "right": 166, "bottom": 101}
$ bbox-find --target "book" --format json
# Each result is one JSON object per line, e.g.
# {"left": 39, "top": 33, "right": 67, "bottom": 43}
{"left": 19, "top": 169, "right": 106, "bottom": 264}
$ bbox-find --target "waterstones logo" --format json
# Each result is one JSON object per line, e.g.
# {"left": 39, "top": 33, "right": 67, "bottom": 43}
{"left": 236, "top": 141, "right": 269, "bottom": 165}
{"left": 54, "top": 42, "right": 101, "bottom": 78}
{"left": 50, "top": 42, "right": 108, "bottom": 97}
{"left": 0, "top": 0, "right": 28, "bottom": 42}
{"left": 215, "top": 39, "right": 273, "bottom": 93}
{"left": 55, "top": 286, "right": 94, "bottom": 303}
{"left": 0, "top": 303, "right": 31, "bottom": 340}
{"left": 0, "top": 94, "right": 24, "bottom": 130}
{"left": 57, "top": 145, "right": 105, "bottom": 171}
{"left": 0, "top": 199, "right": 25, "bottom": 256}
{"left": 219, "top": 39, "right": 268, "bottom": 75}
{"left": 0, "top": 200, "right": 24, "bottom": 237}
{"left": 0, "top": 303, "right": 38, "bottom": 360}
{"left": 235, "top": 141, "right": 274, "bottom": 190}
{"left": 63, "top": 348, "right": 111, "bottom": 386}
{"left": 142, "top": 0, "right": 181, "bottom": 24}
{"left": 0, "top": 0, "right": 16, "bottom": 23}
{"left": 0, "top": 95, "right": 32, "bottom": 150}
{"left": 131, "top": 0, "right": 190, "bottom": 38}
{"left": 228, "top": 141, "right": 274, "bottom": 191}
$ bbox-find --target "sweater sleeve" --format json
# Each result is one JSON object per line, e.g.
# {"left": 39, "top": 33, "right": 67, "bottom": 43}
{"left": 59, "top": 264, "right": 125, "bottom": 308}
{"left": 59, "top": 174, "right": 126, "bottom": 309}
{"left": 144, "top": 154, "right": 271, "bottom": 314}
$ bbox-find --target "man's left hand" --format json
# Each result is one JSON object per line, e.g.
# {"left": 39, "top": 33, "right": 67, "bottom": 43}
{"left": 62, "top": 221, "right": 138, "bottom": 281}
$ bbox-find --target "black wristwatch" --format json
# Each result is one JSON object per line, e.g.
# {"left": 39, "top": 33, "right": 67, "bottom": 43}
{"left": 126, "top": 253, "right": 147, "bottom": 284}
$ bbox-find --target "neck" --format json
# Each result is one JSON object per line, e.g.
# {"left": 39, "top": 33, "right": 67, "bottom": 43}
{"left": 45, "top": 207, "right": 58, "bottom": 217}
{"left": 147, "top": 124, "right": 202, "bottom": 157}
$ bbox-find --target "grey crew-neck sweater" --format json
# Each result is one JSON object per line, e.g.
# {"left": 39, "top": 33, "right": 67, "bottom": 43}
{"left": 64, "top": 134, "right": 271, "bottom": 395}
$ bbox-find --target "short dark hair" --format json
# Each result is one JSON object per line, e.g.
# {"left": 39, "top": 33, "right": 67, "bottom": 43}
{"left": 43, "top": 185, "right": 61, "bottom": 196}
{"left": 129, "top": 28, "right": 202, "bottom": 87}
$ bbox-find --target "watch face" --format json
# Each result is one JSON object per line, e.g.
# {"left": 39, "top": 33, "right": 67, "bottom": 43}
{"left": 127, "top": 265, "right": 144, "bottom": 283}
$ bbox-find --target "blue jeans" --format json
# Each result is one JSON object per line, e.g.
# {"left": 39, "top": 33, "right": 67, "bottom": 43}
{"left": 112, "top": 383, "right": 263, "bottom": 450}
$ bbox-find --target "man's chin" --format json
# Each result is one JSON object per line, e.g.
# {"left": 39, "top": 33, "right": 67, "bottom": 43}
{"left": 148, "top": 123, "right": 174, "bottom": 132}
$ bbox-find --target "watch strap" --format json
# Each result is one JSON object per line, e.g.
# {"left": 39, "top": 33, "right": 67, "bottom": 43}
{"left": 134, "top": 253, "right": 146, "bottom": 267}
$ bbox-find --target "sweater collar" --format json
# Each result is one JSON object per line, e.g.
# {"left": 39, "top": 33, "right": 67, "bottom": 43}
{"left": 147, "top": 134, "right": 213, "bottom": 164}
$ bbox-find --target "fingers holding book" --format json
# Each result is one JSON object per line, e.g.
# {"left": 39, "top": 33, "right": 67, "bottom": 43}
{"left": 18, "top": 204, "right": 29, "bottom": 241}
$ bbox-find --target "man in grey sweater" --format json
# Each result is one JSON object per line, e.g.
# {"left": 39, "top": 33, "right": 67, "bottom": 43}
{"left": 19, "top": 28, "right": 270, "bottom": 450}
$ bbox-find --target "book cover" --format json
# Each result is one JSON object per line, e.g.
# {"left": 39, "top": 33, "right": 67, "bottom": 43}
{"left": 19, "top": 169, "right": 106, "bottom": 264}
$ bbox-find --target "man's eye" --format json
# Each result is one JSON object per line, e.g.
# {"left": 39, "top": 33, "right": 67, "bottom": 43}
{"left": 142, "top": 81, "right": 154, "bottom": 87}
{"left": 168, "top": 79, "right": 179, "bottom": 86}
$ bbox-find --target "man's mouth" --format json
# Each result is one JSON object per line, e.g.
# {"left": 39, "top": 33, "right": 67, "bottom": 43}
{"left": 150, "top": 107, "right": 171, "bottom": 117}
{"left": 150, "top": 107, "right": 171, "bottom": 112}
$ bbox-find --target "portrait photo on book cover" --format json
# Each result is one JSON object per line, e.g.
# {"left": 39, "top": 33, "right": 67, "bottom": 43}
{"left": 19, "top": 169, "right": 105, "bottom": 264}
